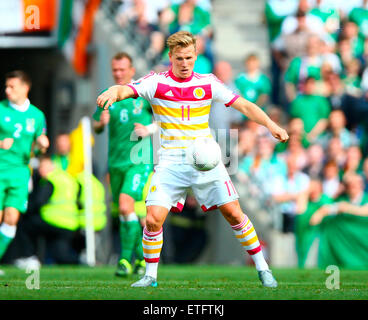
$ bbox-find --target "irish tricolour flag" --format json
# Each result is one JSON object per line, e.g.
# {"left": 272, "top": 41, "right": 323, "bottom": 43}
{"left": 59, "top": 0, "right": 101, "bottom": 75}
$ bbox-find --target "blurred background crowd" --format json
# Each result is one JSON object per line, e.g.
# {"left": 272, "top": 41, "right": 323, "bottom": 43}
{"left": 1, "top": 0, "right": 368, "bottom": 270}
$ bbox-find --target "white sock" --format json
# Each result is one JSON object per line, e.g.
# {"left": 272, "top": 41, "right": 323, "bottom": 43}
{"left": 120, "top": 212, "right": 138, "bottom": 222}
{"left": 251, "top": 251, "right": 269, "bottom": 271}
{"left": 0, "top": 223, "right": 16, "bottom": 238}
{"left": 145, "top": 262, "right": 159, "bottom": 279}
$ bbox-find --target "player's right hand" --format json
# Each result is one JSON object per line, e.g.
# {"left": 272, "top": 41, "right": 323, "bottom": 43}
{"left": 0, "top": 138, "right": 14, "bottom": 150}
{"left": 97, "top": 86, "right": 119, "bottom": 110}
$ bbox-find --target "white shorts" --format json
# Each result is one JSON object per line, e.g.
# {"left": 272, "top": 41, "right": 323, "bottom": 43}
{"left": 145, "top": 161, "right": 239, "bottom": 212}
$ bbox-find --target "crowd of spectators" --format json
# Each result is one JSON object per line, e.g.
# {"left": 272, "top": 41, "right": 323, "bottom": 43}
{"left": 236, "top": 0, "right": 368, "bottom": 267}
{"left": 114, "top": 0, "right": 214, "bottom": 67}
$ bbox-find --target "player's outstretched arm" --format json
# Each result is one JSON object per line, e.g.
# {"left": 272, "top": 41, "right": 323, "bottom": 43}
{"left": 96, "top": 85, "right": 136, "bottom": 110}
{"left": 231, "top": 96, "right": 289, "bottom": 143}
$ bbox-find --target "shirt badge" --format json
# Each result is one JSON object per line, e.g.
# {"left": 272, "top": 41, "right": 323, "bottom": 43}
{"left": 193, "top": 87, "right": 205, "bottom": 99}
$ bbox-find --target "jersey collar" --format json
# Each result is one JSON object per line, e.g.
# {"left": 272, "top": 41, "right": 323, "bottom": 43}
{"left": 8, "top": 98, "right": 30, "bottom": 112}
{"left": 169, "top": 68, "right": 194, "bottom": 83}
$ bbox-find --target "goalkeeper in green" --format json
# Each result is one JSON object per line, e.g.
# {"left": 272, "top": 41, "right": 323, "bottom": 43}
{"left": 0, "top": 71, "right": 49, "bottom": 272}
{"left": 93, "top": 52, "right": 155, "bottom": 277}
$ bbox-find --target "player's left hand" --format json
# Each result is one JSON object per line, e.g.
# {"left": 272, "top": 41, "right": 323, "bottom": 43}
{"left": 36, "top": 134, "right": 50, "bottom": 153}
{"left": 269, "top": 123, "right": 289, "bottom": 143}
{"left": 134, "top": 123, "right": 150, "bottom": 137}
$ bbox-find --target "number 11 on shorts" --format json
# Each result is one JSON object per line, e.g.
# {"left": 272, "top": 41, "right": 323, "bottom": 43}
{"left": 224, "top": 180, "right": 237, "bottom": 196}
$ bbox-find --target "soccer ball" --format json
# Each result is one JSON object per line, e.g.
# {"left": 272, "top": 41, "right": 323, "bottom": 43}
{"left": 187, "top": 137, "right": 222, "bottom": 171}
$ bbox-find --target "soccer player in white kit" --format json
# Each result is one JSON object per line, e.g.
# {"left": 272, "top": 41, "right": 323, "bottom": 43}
{"left": 97, "top": 31, "right": 289, "bottom": 288}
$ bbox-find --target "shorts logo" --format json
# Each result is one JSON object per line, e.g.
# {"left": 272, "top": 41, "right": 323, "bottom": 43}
{"left": 193, "top": 87, "right": 205, "bottom": 99}
{"left": 150, "top": 185, "right": 157, "bottom": 193}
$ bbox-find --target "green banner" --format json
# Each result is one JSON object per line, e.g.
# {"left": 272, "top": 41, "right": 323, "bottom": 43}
{"left": 319, "top": 213, "right": 368, "bottom": 269}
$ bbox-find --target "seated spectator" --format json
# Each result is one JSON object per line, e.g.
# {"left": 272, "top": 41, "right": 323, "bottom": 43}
{"left": 309, "top": 0, "right": 340, "bottom": 42}
{"left": 316, "top": 109, "right": 359, "bottom": 149}
{"left": 167, "top": 0, "right": 212, "bottom": 37}
{"left": 265, "top": 0, "right": 299, "bottom": 104}
{"left": 325, "top": 136, "right": 347, "bottom": 169}
{"left": 325, "top": 71, "right": 347, "bottom": 110}
{"left": 116, "top": 0, "right": 169, "bottom": 35}
{"left": 284, "top": 35, "right": 324, "bottom": 102}
{"left": 322, "top": 160, "right": 343, "bottom": 199}
{"left": 280, "top": 0, "right": 325, "bottom": 38}
{"left": 13, "top": 155, "right": 80, "bottom": 266}
{"left": 303, "top": 143, "right": 325, "bottom": 179}
{"left": 290, "top": 76, "right": 331, "bottom": 141}
{"left": 116, "top": 0, "right": 170, "bottom": 61}
{"left": 320, "top": 41, "right": 342, "bottom": 75}
{"left": 341, "top": 58, "right": 362, "bottom": 97}
{"left": 271, "top": 154, "right": 310, "bottom": 233}
{"left": 278, "top": 132, "right": 308, "bottom": 170}
{"left": 264, "top": 0, "right": 299, "bottom": 45}
{"left": 295, "top": 178, "right": 333, "bottom": 268}
{"left": 340, "top": 20, "right": 364, "bottom": 58}
{"left": 348, "top": 0, "right": 368, "bottom": 40}
{"left": 310, "top": 173, "right": 368, "bottom": 225}
{"left": 341, "top": 145, "right": 364, "bottom": 179}
{"left": 235, "top": 54, "right": 271, "bottom": 110}
{"left": 313, "top": 62, "right": 340, "bottom": 98}
{"left": 275, "top": 117, "right": 310, "bottom": 153}
{"left": 272, "top": 10, "right": 316, "bottom": 70}
{"left": 238, "top": 135, "right": 287, "bottom": 195}
{"left": 337, "top": 37, "right": 356, "bottom": 70}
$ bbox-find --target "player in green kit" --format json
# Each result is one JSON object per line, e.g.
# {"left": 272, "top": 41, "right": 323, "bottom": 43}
{"left": 0, "top": 71, "right": 49, "bottom": 273}
{"left": 93, "top": 52, "right": 155, "bottom": 277}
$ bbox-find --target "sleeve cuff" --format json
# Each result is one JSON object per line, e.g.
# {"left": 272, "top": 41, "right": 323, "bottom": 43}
{"left": 127, "top": 84, "right": 139, "bottom": 99}
{"left": 225, "top": 94, "right": 240, "bottom": 107}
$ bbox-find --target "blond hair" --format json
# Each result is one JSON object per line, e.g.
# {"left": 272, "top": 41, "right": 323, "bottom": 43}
{"left": 166, "top": 31, "right": 197, "bottom": 53}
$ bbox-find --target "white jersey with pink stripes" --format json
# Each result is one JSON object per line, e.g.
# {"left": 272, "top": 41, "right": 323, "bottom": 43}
{"left": 127, "top": 69, "right": 239, "bottom": 163}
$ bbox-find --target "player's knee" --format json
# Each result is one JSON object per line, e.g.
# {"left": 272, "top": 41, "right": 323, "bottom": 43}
{"left": 220, "top": 201, "right": 245, "bottom": 225}
{"left": 145, "top": 215, "right": 162, "bottom": 232}
{"left": 145, "top": 207, "right": 165, "bottom": 232}
{"left": 119, "top": 203, "right": 132, "bottom": 216}
{"left": 3, "top": 210, "right": 20, "bottom": 226}
{"left": 118, "top": 196, "right": 135, "bottom": 216}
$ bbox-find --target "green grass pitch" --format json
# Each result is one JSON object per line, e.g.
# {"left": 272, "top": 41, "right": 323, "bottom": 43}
{"left": 0, "top": 265, "right": 367, "bottom": 300}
